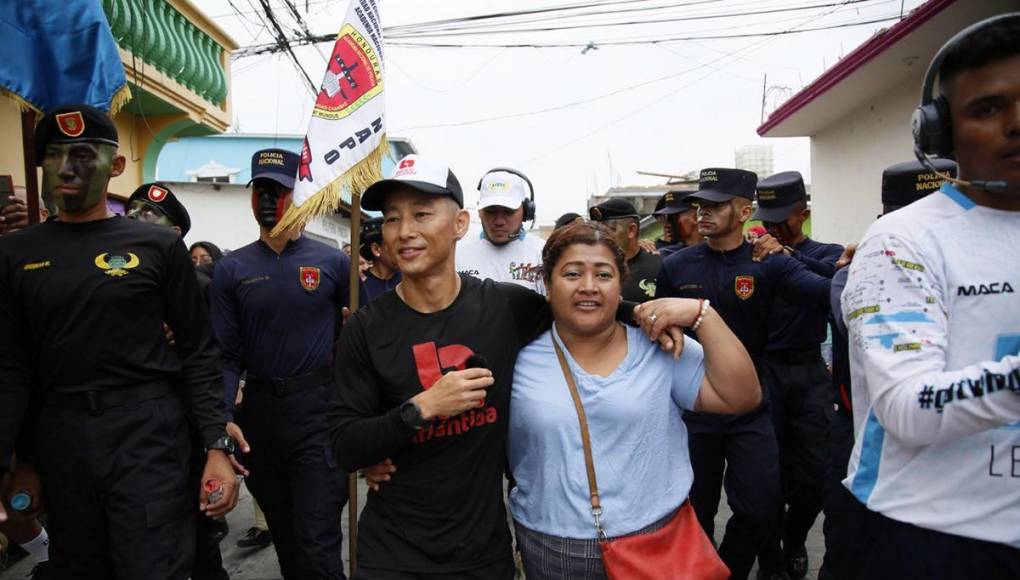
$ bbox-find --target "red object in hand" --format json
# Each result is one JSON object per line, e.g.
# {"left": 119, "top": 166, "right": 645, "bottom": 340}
{"left": 204, "top": 479, "right": 224, "bottom": 505}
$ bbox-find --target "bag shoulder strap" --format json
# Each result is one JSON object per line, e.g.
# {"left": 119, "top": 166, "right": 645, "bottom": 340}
{"left": 552, "top": 337, "right": 607, "bottom": 539}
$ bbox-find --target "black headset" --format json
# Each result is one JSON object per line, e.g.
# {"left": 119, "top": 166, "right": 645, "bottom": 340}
{"left": 477, "top": 167, "right": 536, "bottom": 222}
{"left": 911, "top": 12, "right": 1019, "bottom": 192}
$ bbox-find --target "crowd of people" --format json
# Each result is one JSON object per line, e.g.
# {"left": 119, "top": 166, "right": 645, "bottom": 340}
{"left": 0, "top": 11, "right": 1017, "bottom": 580}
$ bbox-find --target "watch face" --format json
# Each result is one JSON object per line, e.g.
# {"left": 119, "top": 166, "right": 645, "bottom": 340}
{"left": 401, "top": 401, "right": 422, "bottom": 427}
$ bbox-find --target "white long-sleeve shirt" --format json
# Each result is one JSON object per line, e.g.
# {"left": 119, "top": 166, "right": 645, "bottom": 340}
{"left": 842, "top": 182, "right": 1020, "bottom": 547}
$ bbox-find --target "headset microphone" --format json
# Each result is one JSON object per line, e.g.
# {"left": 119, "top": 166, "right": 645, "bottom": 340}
{"left": 913, "top": 145, "right": 1012, "bottom": 193}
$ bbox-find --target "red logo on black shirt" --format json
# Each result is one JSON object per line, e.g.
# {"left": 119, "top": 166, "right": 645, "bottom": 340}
{"left": 412, "top": 342, "right": 473, "bottom": 388}
{"left": 410, "top": 342, "right": 498, "bottom": 444}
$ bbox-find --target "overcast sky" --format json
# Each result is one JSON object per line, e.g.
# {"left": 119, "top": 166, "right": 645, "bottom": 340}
{"left": 202, "top": 0, "right": 928, "bottom": 223}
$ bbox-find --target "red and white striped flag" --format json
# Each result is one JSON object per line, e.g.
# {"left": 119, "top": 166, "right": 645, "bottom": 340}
{"left": 273, "top": 0, "right": 386, "bottom": 235}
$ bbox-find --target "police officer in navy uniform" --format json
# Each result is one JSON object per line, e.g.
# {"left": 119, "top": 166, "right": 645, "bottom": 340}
{"left": 589, "top": 198, "right": 662, "bottom": 303}
{"left": 749, "top": 171, "right": 844, "bottom": 580}
{"left": 655, "top": 168, "right": 831, "bottom": 580}
{"left": 818, "top": 159, "right": 956, "bottom": 580}
{"left": 653, "top": 190, "right": 703, "bottom": 258}
{"left": 125, "top": 182, "right": 233, "bottom": 580}
{"left": 210, "top": 148, "right": 365, "bottom": 579}
{"left": 359, "top": 217, "right": 401, "bottom": 303}
{"left": 0, "top": 104, "right": 237, "bottom": 579}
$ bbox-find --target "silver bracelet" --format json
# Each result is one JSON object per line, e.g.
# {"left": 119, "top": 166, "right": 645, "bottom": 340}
{"left": 690, "top": 299, "right": 711, "bottom": 332}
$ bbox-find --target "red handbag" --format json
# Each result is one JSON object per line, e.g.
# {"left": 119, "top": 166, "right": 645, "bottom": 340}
{"left": 553, "top": 339, "right": 730, "bottom": 580}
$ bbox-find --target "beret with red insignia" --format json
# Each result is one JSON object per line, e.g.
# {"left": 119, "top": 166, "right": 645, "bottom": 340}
{"left": 128, "top": 182, "right": 192, "bottom": 236}
{"left": 34, "top": 104, "right": 119, "bottom": 164}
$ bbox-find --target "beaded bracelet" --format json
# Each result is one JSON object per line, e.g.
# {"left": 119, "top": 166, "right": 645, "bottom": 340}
{"left": 690, "top": 299, "right": 711, "bottom": 332}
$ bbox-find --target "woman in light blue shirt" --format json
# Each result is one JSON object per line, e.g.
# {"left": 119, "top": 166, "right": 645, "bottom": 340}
{"left": 508, "top": 221, "right": 760, "bottom": 579}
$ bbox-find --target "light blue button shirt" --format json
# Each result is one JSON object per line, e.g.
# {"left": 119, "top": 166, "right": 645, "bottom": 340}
{"left": 508, "top": 324, "right": 705, "bottom": 539}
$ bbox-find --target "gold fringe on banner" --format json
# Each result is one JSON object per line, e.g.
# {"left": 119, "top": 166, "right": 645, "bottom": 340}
{"left": 0, "top": 87, "right": 41, "bottom": 114}
{"left": 271, "top": 135, "right": 389, "bottom": 238}
{"left": 0, "top": 83, "right": 132, "bottom": 117}
{"left": 108, "top": 84, "right": 133, "bottom": 117}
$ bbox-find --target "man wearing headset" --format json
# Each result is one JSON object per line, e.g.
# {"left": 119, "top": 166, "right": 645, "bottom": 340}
{"left": 841, "top": 13, "right": 1020, "bottom": 577}
{"left": 456, "top": 168, "right": 545, "bottom": 294}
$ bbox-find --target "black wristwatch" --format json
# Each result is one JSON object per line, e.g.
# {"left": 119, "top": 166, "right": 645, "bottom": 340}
{"left": 206, "top": 435, "right": 236, "bottom": 455}
{"left": 399, "top": 399, "right": 427, "bottom": 430}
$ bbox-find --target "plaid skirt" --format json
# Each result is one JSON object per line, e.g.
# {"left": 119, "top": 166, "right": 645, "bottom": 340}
{"left": 513, "top": 507, "right": 677, "bottom": 580}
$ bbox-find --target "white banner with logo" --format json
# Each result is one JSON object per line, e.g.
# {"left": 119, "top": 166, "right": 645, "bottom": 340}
{"left": 273, "top": 0, "right": 386, "bottom": 235}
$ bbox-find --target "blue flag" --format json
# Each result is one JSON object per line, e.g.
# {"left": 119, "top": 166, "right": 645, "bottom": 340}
{"left": 0, "top": 0, "right": 130, "bottom": 114}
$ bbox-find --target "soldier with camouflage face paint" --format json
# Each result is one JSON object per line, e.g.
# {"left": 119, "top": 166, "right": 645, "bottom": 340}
{"left": 0, "top": 104, "right": 237, "bottom": 580}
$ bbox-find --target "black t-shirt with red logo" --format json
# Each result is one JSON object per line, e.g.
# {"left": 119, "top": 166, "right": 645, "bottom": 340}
{"left": 328, "top": 274, "right": 554, "bottom": 573}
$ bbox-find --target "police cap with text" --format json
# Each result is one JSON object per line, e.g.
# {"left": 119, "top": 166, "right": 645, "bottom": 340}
{"left": 685, "top": 168, "right": 757, "bottom": 203}
{"left": 248, "top": 148, "right": 300, "bottom": 189}
{"left": 654, "top": 190, "right": 693, "bottom": 216}
{"left": 753, "top": 171, "right": 807, "bottom": 222}
{"left": 882, "top": 159, "right": 957, "bottom": 208}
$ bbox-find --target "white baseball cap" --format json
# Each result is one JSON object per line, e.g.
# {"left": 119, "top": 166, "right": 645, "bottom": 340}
{"left": 477, "top": 169, "right": 531, "bottom": 210}
{"left": 362, "top": 154, "right": 464, "bottom": 211}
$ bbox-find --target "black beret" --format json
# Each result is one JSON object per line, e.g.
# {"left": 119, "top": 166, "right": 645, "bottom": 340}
{"left": 34, "top": 104, "right": 118, "bottom": 164}
{"left": 359, "top": 217, "right": 384, "bottom": 261}
{"left": 686, "top": 168, "right": 757, "bottom": 202}
{"left": 882, "top": 159, "right": 957, "bottom": 208}
{"left": 554, "top": 212, "right": 583, "bottom": 230}
{"left": 589, "top": 198, "right": 638, "bottom": 221}
{"left": 753, "top": 171, "right": 807, "bottom": 222}
{"left": 128, "top": 182, "right": 192, "bottom": 236}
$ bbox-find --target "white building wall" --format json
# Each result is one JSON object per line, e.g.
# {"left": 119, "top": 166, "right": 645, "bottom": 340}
{"left": 167, "top": 182, "right": 351, "bottom": 252}
{"left": 809, "top": 78, "right": 921, "bottom": 246}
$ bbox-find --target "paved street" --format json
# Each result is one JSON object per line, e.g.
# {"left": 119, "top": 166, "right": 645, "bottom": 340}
{"left": 2, "top": 477, "right": 824, "bottom": 579}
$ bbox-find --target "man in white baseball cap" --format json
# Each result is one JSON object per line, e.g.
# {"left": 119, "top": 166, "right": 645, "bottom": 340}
{"left": 455, "top": 168, "right": 545, "bottom": 294}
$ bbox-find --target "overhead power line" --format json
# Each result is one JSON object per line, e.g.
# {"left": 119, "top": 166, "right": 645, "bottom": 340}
{"left": 384, "top": 0, "right": 874, "bottom": 39}
{"left": 233, "top": 0, "right": 890, "bottom": 57}
{"left": 386, "top": 14, "right": 900, "bottom": 48}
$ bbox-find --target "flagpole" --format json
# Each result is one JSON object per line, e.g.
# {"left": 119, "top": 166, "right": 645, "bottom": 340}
{"left": 20, "top": 110, "right": 40, "bottom": 225}
{"left": 347, "top": 191, "right": 362, "bottom": 572}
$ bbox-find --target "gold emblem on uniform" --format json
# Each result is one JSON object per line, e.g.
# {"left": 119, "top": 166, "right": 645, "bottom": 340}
{"left": 95, "top": 253, "right": 141, "bottom": 276}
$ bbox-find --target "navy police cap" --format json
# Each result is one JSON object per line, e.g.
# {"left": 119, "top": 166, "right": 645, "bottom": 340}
{"left": 753, "top": 171, "right": 807, "bottom": 223}
{"left": 359, "top": 217, "right": 384, "bottom": 261}
{"left": 34, "top": 104, "right": 119, "bottom": 164}
{"left": 685, "top": 168, "right": 757, "bottom": 203}
{"left": 249, "top": 148, "right": 300, "bottom": 189}
{"left": 654, "top": 190, "right": 693, "bottom": 216}
{"left": 882, "top": 159, "right": 957, "bottom": 208}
